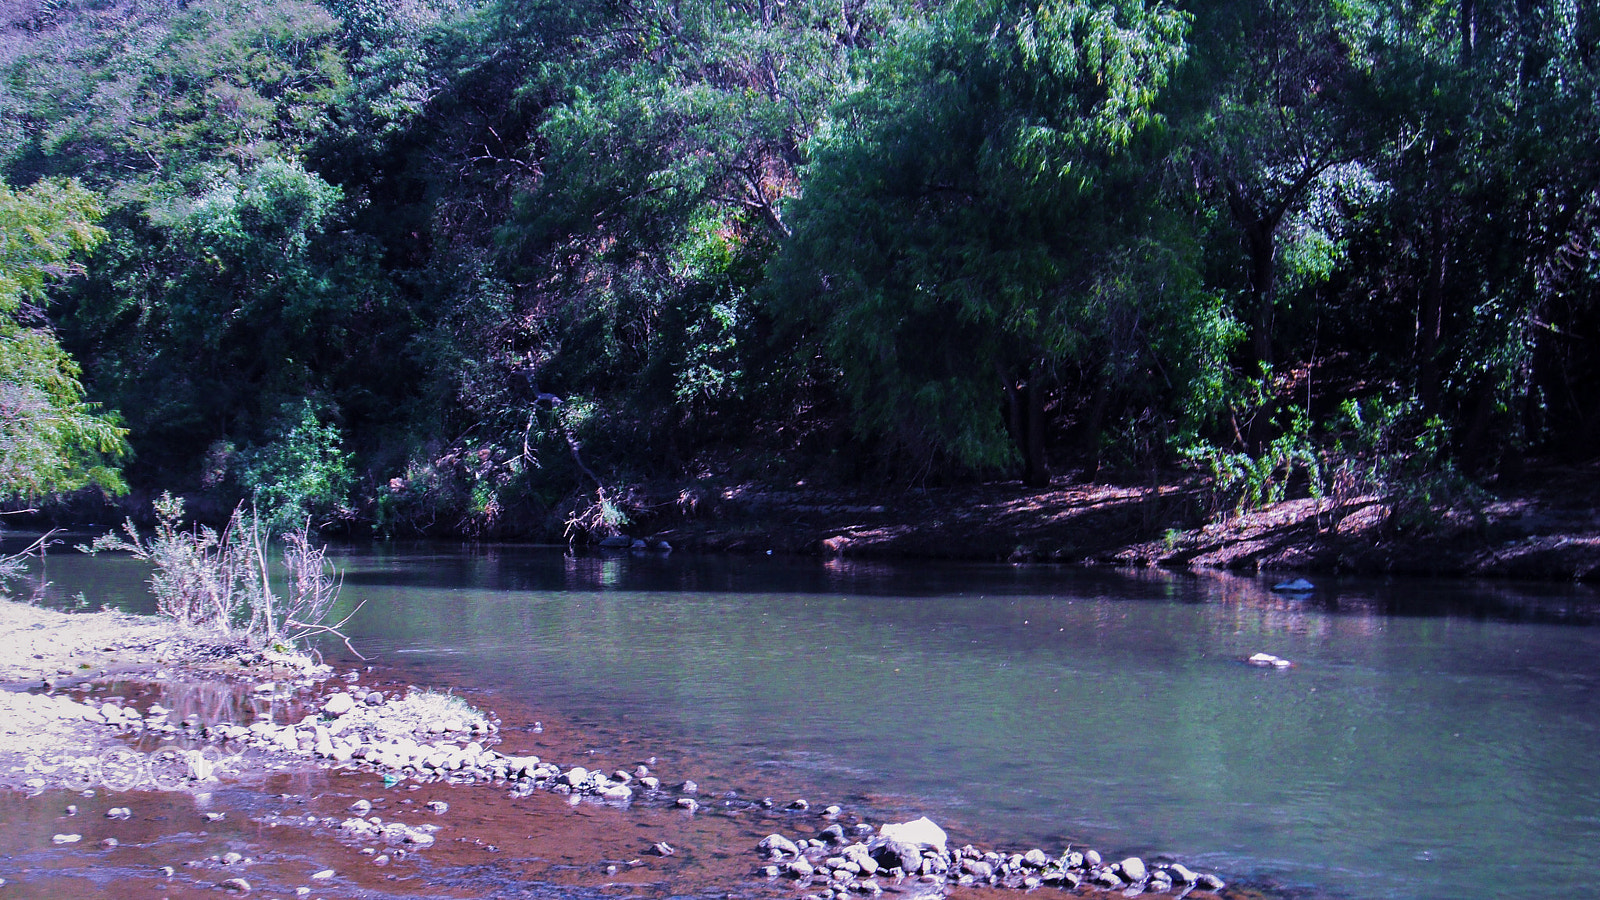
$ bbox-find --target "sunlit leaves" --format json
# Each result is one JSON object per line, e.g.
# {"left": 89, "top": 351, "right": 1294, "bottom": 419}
{"left": 0, "top": 178, "right": 126, "bottom": 499}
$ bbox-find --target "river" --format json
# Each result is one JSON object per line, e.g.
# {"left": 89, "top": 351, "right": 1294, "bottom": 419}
{"left": 23, "top": 543, "right": 1600, "bottom": 900}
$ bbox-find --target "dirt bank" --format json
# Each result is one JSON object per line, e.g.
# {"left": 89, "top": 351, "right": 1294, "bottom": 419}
{"left": 636, "top": 462, "right": 1600, "bottom": 580}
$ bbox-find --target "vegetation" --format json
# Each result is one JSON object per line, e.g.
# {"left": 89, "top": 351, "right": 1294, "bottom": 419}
{"left": 86, "top": 494, "right": 359, "bottom": 654}
{"left": 0, "top": 0, "right": 1594, "bottom": 538}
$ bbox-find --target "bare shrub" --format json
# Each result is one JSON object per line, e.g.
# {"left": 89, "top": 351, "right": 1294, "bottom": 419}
{"left": 85, "top": 493, "right": 361, "bottom": 654}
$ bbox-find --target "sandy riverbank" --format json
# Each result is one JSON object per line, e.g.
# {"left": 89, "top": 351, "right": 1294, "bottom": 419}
{"left": 0, "top": 600, "right": 1237, "bottom": 900}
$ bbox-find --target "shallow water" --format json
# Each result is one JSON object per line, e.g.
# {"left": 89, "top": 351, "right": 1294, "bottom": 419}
{"left": 21, "top": 544, "right": 1600, "bottom": 900}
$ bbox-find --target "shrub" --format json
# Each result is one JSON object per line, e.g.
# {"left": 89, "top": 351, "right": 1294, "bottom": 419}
{"left": 84, "top": 493, "right": 361, "bottom": 654}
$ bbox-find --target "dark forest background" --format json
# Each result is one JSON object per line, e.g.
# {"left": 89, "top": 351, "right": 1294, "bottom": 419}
{"left": 2, "top": 0, "right": 1597, "bottom": 540}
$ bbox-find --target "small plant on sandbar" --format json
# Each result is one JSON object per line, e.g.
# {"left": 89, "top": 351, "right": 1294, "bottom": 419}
{"left": 84, "top": 493, "right": 363, "bottom": 657}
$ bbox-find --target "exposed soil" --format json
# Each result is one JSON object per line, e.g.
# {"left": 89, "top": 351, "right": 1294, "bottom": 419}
{"left": 636, "top": 462, "right": 1600, "bottom": 581}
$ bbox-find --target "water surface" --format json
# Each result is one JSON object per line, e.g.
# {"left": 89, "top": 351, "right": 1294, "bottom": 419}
{"left": 24, "top": 543, "right": 1600, "bottom": 900}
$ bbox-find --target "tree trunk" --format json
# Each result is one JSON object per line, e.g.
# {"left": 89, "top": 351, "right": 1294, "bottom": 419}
{"left": 1245, "top": 216, "right": 1277, "bottom": 372}
{"left": 1417, "top": 207, "right": 1447, "bottom": 413}
{"left": 1023, "top": 373, "right": 1049, "bottom": 488}
{"left": 999, "top": 362, "right": 1051, "bottom": 489}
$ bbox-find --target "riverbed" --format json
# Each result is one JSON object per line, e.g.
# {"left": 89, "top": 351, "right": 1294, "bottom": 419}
{"left": 19, "top": 544, "right": 1600, "bottom": 900}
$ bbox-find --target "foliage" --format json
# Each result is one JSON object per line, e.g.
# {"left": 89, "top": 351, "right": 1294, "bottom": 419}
{"left": 0, "top": 178, "right": 127, "bottom": 499}
{"left": 85, "top": 493, "right": 359, "bottom": 653}
{"left": 0, "top": 0, "right": 1594, "bottom": 536}
{"left": 238, "top": 401, "right": 355, "bottom": 533}
{"left": 774, "top": 0, "right": 1220, "bottom": 483}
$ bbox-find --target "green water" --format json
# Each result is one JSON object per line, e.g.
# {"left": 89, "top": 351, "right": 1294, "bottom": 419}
{"left": 24, "top": 544, "right": 1600, "bottom": 899}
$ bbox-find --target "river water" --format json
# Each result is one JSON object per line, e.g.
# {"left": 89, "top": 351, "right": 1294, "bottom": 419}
{"left": 23, "top": 543, "right": 1600, "bottom": 900}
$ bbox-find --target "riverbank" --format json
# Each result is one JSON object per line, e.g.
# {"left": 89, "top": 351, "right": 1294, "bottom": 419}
{"left": 0, "top": 600, "right": 1235, "bottom": 899}
{"left": 630, "top": 461, "right": 1600, "bottom": 580}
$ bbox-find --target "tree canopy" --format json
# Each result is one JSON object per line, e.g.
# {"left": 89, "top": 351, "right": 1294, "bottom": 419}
{"left": 0, "top": 0, "right": 1593, "bottom": 531}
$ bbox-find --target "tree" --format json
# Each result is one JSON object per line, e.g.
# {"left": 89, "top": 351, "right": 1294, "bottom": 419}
{"left": 0, "top": 178, "right": 126, "bottom": 499}
{"left": 774, "top": 0, "right": 1227, "bottom": 485}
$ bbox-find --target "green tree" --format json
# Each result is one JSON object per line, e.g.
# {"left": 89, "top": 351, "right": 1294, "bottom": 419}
{"left": 775, "top": 0, "right": 1225, "bottom": 485}
{"left": 0, "top": 178, "right": 126, "bottom": 499}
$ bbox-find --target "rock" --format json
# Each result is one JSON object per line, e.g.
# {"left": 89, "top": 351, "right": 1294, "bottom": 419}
{"left": 597, "top": 535, "right": 632, "bottom": 549}
{"left": 561, "top": 766, "right": 589, "bottom": 786}
{"left": 1198, "top": 873, "right": 1227, "bottom": 891}
{"left": 100, "top": 838, "right": 119, "bottom": 849}
{"left": 1118, "top": 857, "right": 1147, "bottom": 882}
{"left": 349, "top": 800, "right": 372, "bottom": 814}
{"left": 876, "top": 817, "right": 946, "bottom": 854}
{"left": 1248, "top": 652, "right": 1293, "bottom": 669}
{"left": 787, "top": 798, "right": 809, "bottom": 810}
{"left": 1273, "top": 578, "right": 1315, "bottom": 593}
{"left": 1083, "top": 849, "right": 1102, "bottom": 867}
{"left": 873, "top": 840, "right": 922, "bottom": 874}
{"left": 963, "top": 860, "right": 994, "bottom": 879}
{"left": 601, "top": 784, "right": 634, "bottom": 801}
{"left": 365, "top": 691, "right": 384, "bottom": 705}
{"left": 1044, "top": 871, "right": 1082, "bottom": 888}
{"left": 651, "top": 841, "right": 675, "bottom": 857}
{"left": 760, "top": 834, "right": 801, "bottom": 858}
{"left": 52, "top": 834, "right": 82, "bottom": 844}
{"left": 426, "top": 800, "right": 448, "bottom": 813}
{"left": 1022, "top": 848, "right": 1049, "bottom": 868}
{"left": 106, "top": 807, "right": 132, "bottom": 819}
{"left": 680, "top": 779, "right": 698, "bottom": 795}
{"left": 219, "top": 877, "right": 251, "bottom": 892}
{"left": 311, "top": 869, "right": 334, "bottom": 880}
{"left": 323, "top": 693, "right": 357, "bottom": 717}
{"left": 675, "top": 797, "right": 700, "bottom": 812}
{"left": 1167, "top": 864, "right": 1197, "bottom": 884}
{"left": 788, "top": 856, "right": 815, "bottom": 878}
{"left": 818, "top": 824, "right": 845, "bottom": 844}
{"left": 1091, "top": 868, "right": 1123, "bottom": 888}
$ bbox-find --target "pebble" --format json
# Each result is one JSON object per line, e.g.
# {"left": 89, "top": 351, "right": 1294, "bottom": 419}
{"left": 651, "top": 841, "right": 675, "bottom": 857}
{"left": 52, "top": 834, "right": 81, "bottom": 844}
{"left": 219, "top": 877, "right": 251, "bottom": 891}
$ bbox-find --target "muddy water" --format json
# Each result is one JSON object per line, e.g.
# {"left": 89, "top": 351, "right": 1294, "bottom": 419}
{"left": 18, "top": 545, "right": 1600, "bottom": 900}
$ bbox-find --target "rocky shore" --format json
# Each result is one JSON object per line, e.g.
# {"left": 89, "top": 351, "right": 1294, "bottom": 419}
{"left": 0, "top": 599, "right": 1236, "bottom": 899}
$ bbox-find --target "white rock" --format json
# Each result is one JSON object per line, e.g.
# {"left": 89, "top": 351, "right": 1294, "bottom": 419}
{"left": 1248, "top": 652, "right": 1293, "bottom": 669}
{"left": 52, "top": 833, "right": 82, "bottom": 844}
{"left": 323, "top": 693, "right": 357, "bottom": 717}
{"left": 877, "top": 817, "right": 947, "bottom": 854}
{"left": 311, "top": 869, "right": 334, "bottom": 880}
